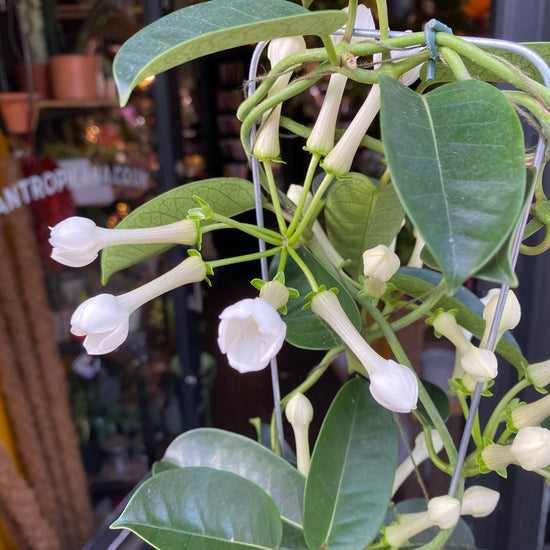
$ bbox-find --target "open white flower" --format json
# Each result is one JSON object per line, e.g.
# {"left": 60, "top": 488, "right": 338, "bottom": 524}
{"left": 311, "top": 290, "right": 418, "bottom": 412}
{"left": 71, "top": 255, "right": 207, "bottom": 354}
{"left": 218, "top": 297, "right": 286, "bottom": 373}
{"left": 50, "top": 216, "right": 198, "bottom": 267}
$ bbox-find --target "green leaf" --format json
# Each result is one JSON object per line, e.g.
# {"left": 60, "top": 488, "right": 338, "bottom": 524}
{"left": 380, "top": 75, "right": 526, "bottom": 295}
{"left": 303, "top": 377, "right": 397, "bottom": 550}
{"left": 421, "top": 42, "right": 550, "bottom": 85}
{"left": 391, "top": 267, "right": 527, "bottom": 375}
{"left": 385, "top": 498, "right": 478, "bottom": 549}
{"left": 282, "top": 248, "right": 362, "bottom": 349}
{"left": 155, "top": 428, "right": 304, "bottom": 528}
{"left": 113, "top": 0, "right": 348, "bottom": 104}
{"left": 325, "top": 173, "right": 405, "bottom": 279}
{"left": 111, "top": 467, "right": 282, "bottom": 550}
{"left": 100, "top": 178, "right": 255, "bottom": 283}
{"left": 415, "top": 380, "right": 451, "bottom": 428}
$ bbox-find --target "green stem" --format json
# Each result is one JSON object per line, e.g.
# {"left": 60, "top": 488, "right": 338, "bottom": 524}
{"left": 289, "top": 172, "right": 333, "bottom": 247}
{"left": 286, "top": 153, "right": 321, "bottom": 236}
{"left": 209, "top": 246, "right": 283, "bottom": 269}
{"left": 472, "top": 412, "right": 483, "bottom": 449}
{"left": 342, "top": 0, "right": 357, "bottom": 43}
{"left": 376, "top": 168, "right": 391, "bottom": 194}
{"left": 424, "top": 426, "right": 453, "bottom": 474}
{"left": 360, "top": 296, "right": 457, "bottom": 463}
{"left": 439, "top": 46, "right": 471, "bottom": 80}
{"left": 535, "top": 468, "right": 550, "bottom": 479}
{"left": 375, "top": 0, "right": 389, "bottom": 41}
{"left": 321, "top": 35, "right": 338, "bottom": 67}
{"left": 339, "top": 269, "right": 363, "bottom": 291}
{"left": 263, "top": 160, "right": 287, "bottom": 235}
{"left": 483, "top": 378, "right": 530, "bottom": 441}
{"left": 287, "top": 246, "right": 319, "bottom": 291}
{"left": 497, "top": 428, "right": 514, "bottom": 444}
{"left": 281, "top": 347, "right": 343, "bottom": 407}
{"left": 211, "top": 213, "right": 283, "bottom": 245}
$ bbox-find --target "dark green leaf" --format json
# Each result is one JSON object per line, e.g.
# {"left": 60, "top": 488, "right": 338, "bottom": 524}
{"left": 155, "top": 428, "right": 304, "bottom": 528}
{"left": 380, "top": 76, "right": 526, "bottom": 294}
{"left": 113, "top": 0, "right": 348, "bottom": 104}
{"left": 325, "top": 173, "right": 405, "bottom": 279}
{"left": 391, "top": 267, "right": 527, "bottom": 375}
{"left": 100, "top": 178, "right": 255, "bottom": 283}
{"left": 303, "top": 377, "right": 397, "bottom": 550}
{"left": 111, "top": 467, "right": 282, "bottom": 550}
{"left": 283, "top": 247, "right": 362, "bottom": 349}
{"left": 415, "top": 380, "right": 451, "bottom": 428}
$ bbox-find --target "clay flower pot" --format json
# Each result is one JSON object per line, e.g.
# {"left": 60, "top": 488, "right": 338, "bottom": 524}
{"left": 0, "top": 92, "right": 41, "bottom": 134}
{"left": 49, "top": 55, "right": 99, "bottom": 100}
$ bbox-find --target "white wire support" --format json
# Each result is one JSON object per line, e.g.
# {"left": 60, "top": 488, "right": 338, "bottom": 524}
{"left": 246, "top": 29, "right": 550, "bottom": 475}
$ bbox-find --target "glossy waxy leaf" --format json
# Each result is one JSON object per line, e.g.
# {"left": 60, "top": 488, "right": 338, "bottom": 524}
{"left": 153, "top": 428, "right": 304, "bottom": 528}
{"left": 303, "top": 377, "right": 397, "bottom": 550}
{"left": 325, "top": 173, "right": 405, "bottom": 279}
{"left": 391, "top": 267, "right": 526, "bottom": 375}
{"left": 100, "top": 178, "right": 255, "bottom": 283}
{"left": 282, "top": 247, "right": 362, "bottom": 349}
{"left": 415, "top": 380, "right": 451, "bottom": 429}
{"left": 380, "top": 75, "right": 526, "bottom": 295}
{"left": 113, "top": 0, "right": 348, "bottom": 104}
{"left": 111, "top": 467, "right": 282, "bottom": 550}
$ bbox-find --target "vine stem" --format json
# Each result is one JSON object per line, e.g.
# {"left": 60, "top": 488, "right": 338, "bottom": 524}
{"left": 262, "top": 160, "right": 287, "bottom": 235}
{"left": 209, "top": 246, "right": 283, "bottom": 269}
{"left": 287, "top": 247, "right": 319, "bottom": 292}
{"left": 210, "top": 213, "right": 283, "bottom": 245}
{"left": 360, "top": 297, "right": 458, "bottom": 464}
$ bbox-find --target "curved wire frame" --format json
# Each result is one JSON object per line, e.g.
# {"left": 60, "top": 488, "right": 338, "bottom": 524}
{"left": 246, "top": 29, "right": 550, "bottom": 480}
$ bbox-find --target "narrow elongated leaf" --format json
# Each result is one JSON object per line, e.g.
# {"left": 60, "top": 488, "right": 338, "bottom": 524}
{"left": 325, "top": 173, "right": 405, "bottom": 279}
{"left": 111, "top": 467, "right": 283, "bottom": 550}
{"left": 114, "top": 0, "right": 348, "bottom": 104}
{"left": 283, "top": 248, "right": 362, "bottom": 349}
{"left": 380, "top": 75, "right": 526, "bottom": 294}
{"left": 100, "top": 178, "right": 255, "bottom": 283}
{"left": 391, "top": 267, "right": 526, "bottom": 375}
{"left": 156, "top": 428, "right": 304, "bottom": 527}
{"left": 303, "top": 377, "right": 397, "bottom": 550}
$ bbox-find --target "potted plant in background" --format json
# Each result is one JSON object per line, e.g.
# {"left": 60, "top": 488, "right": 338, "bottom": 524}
{"left": 47, "top": 0, "right": 550, "bottom": 549}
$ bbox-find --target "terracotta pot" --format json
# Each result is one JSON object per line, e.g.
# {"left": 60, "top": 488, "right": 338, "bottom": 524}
{"left": 15, "top": 63, "right": 51, "bottom": 98}
{"left": 0, "top": 92, "right": 41, "bottom": 134}
{"left": 49, "top": 55, "right": 99, "bottom": 100}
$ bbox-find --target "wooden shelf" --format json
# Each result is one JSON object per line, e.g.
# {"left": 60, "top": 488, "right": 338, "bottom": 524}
{"left": 38, "top": 98, "right": 119, "bottom": 110}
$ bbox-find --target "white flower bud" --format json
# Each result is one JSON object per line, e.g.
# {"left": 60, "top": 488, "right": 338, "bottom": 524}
{"left": 432, "top": 312, "right": 471, "bottom": 354}
{"left": 363, "top": 244, "right": 400, "bottom": 282}
{"left": 461, "top": 486, "right": 500, "bottom": 518}
{"left": 511, "top": 394, "right": 550, "bottom": 431}
{"left": 459, "top": 346, "right": 498, "bottom": 383}
{"left": 427, "top": 495, "right": 461, "bottom": 529}
{"left": 285, "top": 393, "right": 314, "bottom": 476}
{"left": 480, "top": 289, "right": 521, "bottom": 348}
{"left": 259, "top": 280, "right": 290, "bottom": 311}
{"left": 253, "top": 36, "right": 306, "bottom": 160}
{"left": 218, "top": 297, "right": 286, "bottom": 373}
{"left": 526, "top": 359, "right": 550, "bottom": 388}
{"left": 481, "top": 443, "right": 515, "bottom": 472}
{"left": 510, "top": 426, "right": 550, "bottom": 471}
{"left": 71, "top": 255, "right": 206, "bottom": 354}
{"left": 311, "top": 290, "right": 418, "bottom": 413}
{"left": 50, "top": 216, "right": 198, "bottom": 267}
{"left": 363, "top": 276, "right": 387, "bottom": 298}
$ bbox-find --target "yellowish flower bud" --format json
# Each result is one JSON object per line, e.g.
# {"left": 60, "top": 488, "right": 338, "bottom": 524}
{"left": 362, "top": 244, "right": 400, "bottom": 282}
{"left": 363, "top": 276, "right": 387, "bottom": 299}
{"left": 459, "top": 346, "right": 498, "bottom": 383}
{"left": 480, "top": 289, "right": 521, "bottom": 348}
{"left": 432, "top": 312, "right": 471, "bottom": 354}
{"left": 260, "top": 280, "right": 290, "bottom": 311}
{"left": 526, "top": 359, "right": 550, "bottom": 388}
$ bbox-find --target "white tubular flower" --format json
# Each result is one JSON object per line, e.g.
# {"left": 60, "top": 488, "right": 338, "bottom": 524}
{"left": 384, "top": 495, "right": 460, "bottom": 548}
{"left": 392, "top": 430, "right": 444, "bottom": 496}
{"left": 461, "top": 486, "right": 500, "bottom": 518}
{"left": 311, "top": 290, "right": 418, "bottom": 412}
{"left": 510, "top": 394, "right": 550, "bottom": 430}
{"left": 527, "top": 359, "right": 550, "bottom": 388}
{"left": 286, "top": 185, "right": 345, "bottom": 268}
{"left": 510, "top": 426, "right": 550, "bottom": 471}
{"left": 480, "top": 289, "right": 521, "bottom": 348}
{"left": 259, "top": 280, "right": 290, "bottom": 311}
{"left": 480, "top": 443, "right": 515, "bottom": 472}
{"left": 363, "top": 276, "right": 387, "bottom": 299}
{"left": 285, "top": 392, "right": 314, "bottom": 476}
{"left": 306, "top": 5, "right": 375, "bottom": 156}
{"left": 363, "top": 244, "right": 400, "bottom": 282}
{"left": 432, "top": 312, "right": 471, "bottom": 354}
{"left": 321, "top": 83, "right": 381, "bottom": 177}
{"left": 407, "top": 227, "right": 425, "bottom": 268}
{"left": 459, "top": 346, "right": 498, "bottom": 384}
{"left": 253, "top": 36, "right": 306, "bottom": 160}
{"left": 218, "top": 297, "right": 286, "bottom": 373}
{"left": 71, "top": 255, "right": 206, "bottom": 354}
{"left": 50, "top": 216, "right": 198, "bottom": 267}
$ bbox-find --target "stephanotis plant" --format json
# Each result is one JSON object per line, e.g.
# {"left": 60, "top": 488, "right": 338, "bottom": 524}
{"left": 48, "top": 0, "right": 550, "bottom": 548}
